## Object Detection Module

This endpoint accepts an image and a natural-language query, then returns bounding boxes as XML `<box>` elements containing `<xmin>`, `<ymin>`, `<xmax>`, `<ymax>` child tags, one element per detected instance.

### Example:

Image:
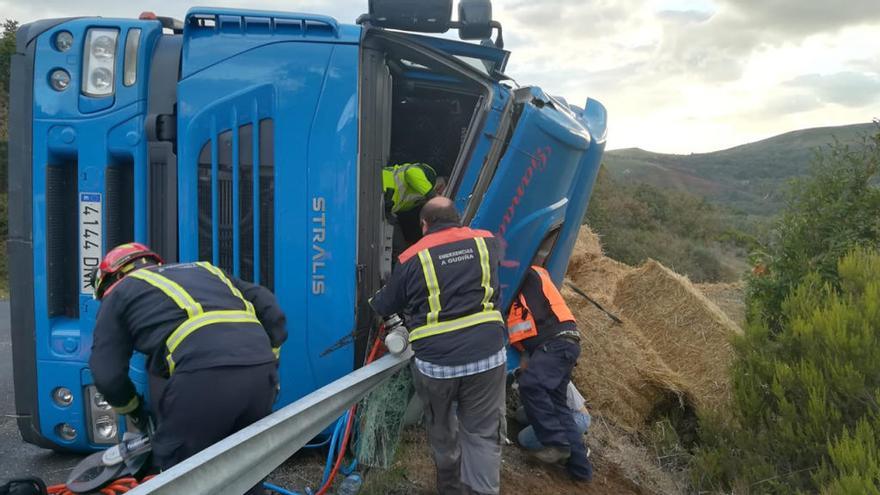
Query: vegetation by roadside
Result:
<box><xmin>585</xmin><ymin>165</ymin><xmax>757</xmax><ymax>283</ymax></box>
<box><xmin>691</xmin><ymin>124</ymin><xmax>880</xmax><ymax>493</ymax></box>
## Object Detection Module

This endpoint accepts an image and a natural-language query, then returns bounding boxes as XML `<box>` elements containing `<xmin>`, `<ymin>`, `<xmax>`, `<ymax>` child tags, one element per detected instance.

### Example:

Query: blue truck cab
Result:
<box><xmin>7</xmin><ymin>1</ymin><xmax>607</xmax><ymax>452</ymax></box>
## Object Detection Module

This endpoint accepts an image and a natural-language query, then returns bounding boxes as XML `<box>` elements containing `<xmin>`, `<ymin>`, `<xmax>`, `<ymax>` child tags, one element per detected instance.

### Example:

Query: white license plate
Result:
<box><xmin>80</xmin><ymin>192</ymin><xmax>103</xmax><ymax>295</ymax></box>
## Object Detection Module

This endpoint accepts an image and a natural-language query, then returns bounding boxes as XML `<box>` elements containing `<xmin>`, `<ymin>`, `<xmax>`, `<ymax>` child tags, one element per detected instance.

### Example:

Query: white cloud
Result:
<box><xmin>2</xmin><ymin>0</ymin><xmax>879</xmax><ymax>153</ymax></box>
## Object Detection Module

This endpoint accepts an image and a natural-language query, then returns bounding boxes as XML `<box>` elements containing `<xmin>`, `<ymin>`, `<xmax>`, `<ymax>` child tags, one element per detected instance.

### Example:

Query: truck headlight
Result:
<box><xmin>123</xmin><ymin>28</ymin><xmax>141</xmax><ymax>86</ymax></box>
<box><xmin>85</xmin><ymin>385</ymin><xmax>119</xmax><ymax>444</ymax></box>
<box><xmin>52</xmin><ymin>386</ymin><xmax>74</xmax><ymax>406</ymax></box>
<box><xmin>55</xmin><ymin>423</ymin><xmax>78</xmax><ymax>441</ymax></box>
<box><xmin>82</xmin><ymin>28</ymin><xmax>118</xmax><ymax>97</ymax></box>
<box><xmin>94</xmin><ymin>415</ymin><xmax>118</xmax><ymax>440</ymax></box>
<box><xmin>89</xmin><ymin>67</ymin><xmax>113</xmax><ymax>91</ymax></box>
<box><xmin>50</xmin><ymin>69</ymin><xmax>71</xmax><ymax>91</ymax></box>
<box><xmin>54</xmin><ymin>31</ymin><xmax>74</xmax><ymax>52</ymax></box>
<box><xmin>93</xmin><ymin>392</ymin><xmax>111</xmax><ymax>411</ymax></box>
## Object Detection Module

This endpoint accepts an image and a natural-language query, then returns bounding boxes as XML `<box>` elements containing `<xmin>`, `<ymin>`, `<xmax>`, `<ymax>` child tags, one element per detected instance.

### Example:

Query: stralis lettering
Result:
<box><xmin>312</xmin><ymin>197</ymin><xmax>327</xmax><ymax>295</ymax></box>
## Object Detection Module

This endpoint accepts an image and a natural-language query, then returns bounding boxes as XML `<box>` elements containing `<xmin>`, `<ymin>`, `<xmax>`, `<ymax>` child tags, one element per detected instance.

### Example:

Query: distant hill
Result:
<box><xmin>603</xmin><ymin>123</ymin><xmax>877</xmax><ymax>215</ymax></box>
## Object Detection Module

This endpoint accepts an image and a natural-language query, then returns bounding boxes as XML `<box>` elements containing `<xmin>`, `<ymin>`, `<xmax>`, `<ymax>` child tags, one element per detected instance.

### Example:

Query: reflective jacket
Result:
<box><xmin>507</xmin><ymin>265</ymin><xmax>576</xmax><ymax>354</ymax></box>
<box><xmin>370</xmin><ymin>223</ymin><xmax>505</xmax><ymax>366</ymax></box>
<box><xmin>382</xmin><ymin>163</ymin><xmax>436</xmax><ymax>213</ymax></box>
<box><xmin>89</xmin><ymin>261</ymin><xmax>287</xmax><ymax>413</ymax></box>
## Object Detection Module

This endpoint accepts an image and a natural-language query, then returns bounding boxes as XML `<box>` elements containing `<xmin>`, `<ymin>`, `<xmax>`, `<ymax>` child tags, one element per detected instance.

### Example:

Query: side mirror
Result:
<box><xmin>457</xmin><ymin>0</ymin><xmax>493</xmax><ymax>40</ymax></box>
<box><xmin>367</xmin><ymin>0</ymin><xmax>452</xmax><ymax>33</ymax></box>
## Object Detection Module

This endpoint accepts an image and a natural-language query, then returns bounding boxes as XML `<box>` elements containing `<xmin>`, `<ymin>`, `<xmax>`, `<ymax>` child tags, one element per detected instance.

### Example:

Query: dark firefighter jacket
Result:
<box><xmin>89</xmin><ymin>261</ymin><xmax>287</xmax><ymax>413</ymax></box>
<box><xmin>512</xmin><ymin>266</ymin><xmax>577</xmax><ymax>354</ymax></box>
<box><xmin>370</xmin><ymin>222</ymin><xmax>505</xmax><ymax>366</ymax></box>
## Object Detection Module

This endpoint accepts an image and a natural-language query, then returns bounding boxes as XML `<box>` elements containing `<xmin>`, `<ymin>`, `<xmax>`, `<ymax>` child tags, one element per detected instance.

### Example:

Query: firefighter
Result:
<box><xmin>88</xmin><ymin>243</ymin><xmax>287</xmax><ymax>472</ymax></box>
<box><xmin>507</xmin><ymin>265</ymin><xmax>593</xmax><ymax>482</ymax></box>
<box><xmin>370</xmin><ymin>197</ymin><xmax>507</xmax><ymax>495</ymax></box>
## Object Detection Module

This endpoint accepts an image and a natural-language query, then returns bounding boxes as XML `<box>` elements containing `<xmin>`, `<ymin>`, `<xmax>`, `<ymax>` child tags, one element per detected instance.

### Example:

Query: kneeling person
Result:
<box><xmin>515</xmin><ymin>382</ymin><xmax>591</xmax><ymax>452</ymax></box>
<box><xmin>508</xmin><ymin>265</ymin><xmax>592</xmax><ymax>481</ymax></box>
<box><xmin>88</xmin><ymin>243</ymin><xmax>287</xmax><ymax>471</ymax></box>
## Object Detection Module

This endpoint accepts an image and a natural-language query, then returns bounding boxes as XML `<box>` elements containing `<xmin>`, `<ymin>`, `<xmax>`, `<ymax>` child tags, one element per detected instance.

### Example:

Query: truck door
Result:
<box><xmin>466</xmin><ymin>88</ymin><xmax>603</xmax><ymax>304</ymax></box>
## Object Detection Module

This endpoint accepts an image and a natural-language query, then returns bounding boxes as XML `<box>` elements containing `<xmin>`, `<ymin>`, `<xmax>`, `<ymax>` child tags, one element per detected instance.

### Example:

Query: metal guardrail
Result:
<box><xmin>127</xmin><ymin>348</ymin><xmax>413</xmax><ymax>495</ymax></box>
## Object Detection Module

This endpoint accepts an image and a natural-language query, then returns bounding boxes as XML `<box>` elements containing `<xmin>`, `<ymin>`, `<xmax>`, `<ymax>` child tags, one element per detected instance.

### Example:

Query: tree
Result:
<box><xmin>1</xmin><ymin>19</ymin><xmax>18</xmax><ymax>142</ymax></box>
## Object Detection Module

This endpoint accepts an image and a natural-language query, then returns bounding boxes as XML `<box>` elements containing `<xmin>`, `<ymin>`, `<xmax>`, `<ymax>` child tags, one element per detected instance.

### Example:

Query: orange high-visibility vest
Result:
<box><xmin>507</xmin><ymin>266</ymin><xmax>575</xmax><ymax>350</ymax></box>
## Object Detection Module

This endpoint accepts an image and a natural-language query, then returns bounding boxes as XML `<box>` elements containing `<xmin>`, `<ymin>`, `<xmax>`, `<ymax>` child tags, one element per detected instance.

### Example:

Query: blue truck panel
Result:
<box><xmin>471</xmin><ymin>89</ymin><xmax>590</xmax><ymax>296</ymax></box>
<box><xmin>28</xmin><ymin>18</ymin><xmax>163</xmax><ymax>449</ymax></box>
<box><xmin>177</xmin><ymin>12</ymin><xmax>360</xmax><ymax>406</ymax></box>
<box><xmin>181</xmin><ymin>8</ymin><xmax>360</xmax><ymax>78</ymax></box>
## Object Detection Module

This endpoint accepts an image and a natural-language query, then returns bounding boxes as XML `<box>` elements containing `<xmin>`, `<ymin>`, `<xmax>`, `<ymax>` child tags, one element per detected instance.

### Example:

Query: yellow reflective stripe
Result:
<box><xmin>475</xmin><ymin>237</ymin><xmax>494</xmax><ymax>311</ymax></box>
<box><xmin>166</xmin><ymin>310</ymin><xmax>260</xmax><ymax>355</ymax></box>
<box><xmin>419</xmin><ymin>250</ymin><xmax>441</xmax><ymax>325</ymax></box>
<box><xmin>129</xmin><ymin>269</ymin><xmax>202</xmax><ymax>318</ymax></box>
<box><xmin>113</xmin><ymin>395</ymin><xmax>140</xmax><ymax>414</ymax></box>
<box><xmin>272</xmin><ymin>347</ymin><xmax>281</xmax><ymax>359</ymax></box>
<box><xmin>196</xmin><ymin>262</ymin><xmax>255</xmax><ymax>314</ymax></box>
<box><xmin>409</xmin><ymin>310</ymin><xmax>503</xmax><ymax>341</ymax></box>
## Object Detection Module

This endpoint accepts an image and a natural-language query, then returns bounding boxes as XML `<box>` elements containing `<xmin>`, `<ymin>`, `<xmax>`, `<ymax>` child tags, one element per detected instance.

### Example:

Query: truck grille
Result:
<box><xmin>105</xmin><ymin>162</ymin><xmax>134</xmax><ymax>253</ymax></box>
<box><xmin>45</xmin><ymin>163</ymin><xmax>79</xmax><ymax>318</ymax></box>
<box><xmin>197</xmin><ymin>119</ymin><xmax>274</xmax><ymax>289</ymax></box>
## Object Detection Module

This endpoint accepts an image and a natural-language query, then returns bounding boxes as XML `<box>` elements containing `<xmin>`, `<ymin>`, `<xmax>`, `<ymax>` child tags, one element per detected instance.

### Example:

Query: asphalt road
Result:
<box><xmin>0</xmin><ymin>301</ymin><xmax>83</xmax><ymax>485</ymax></box>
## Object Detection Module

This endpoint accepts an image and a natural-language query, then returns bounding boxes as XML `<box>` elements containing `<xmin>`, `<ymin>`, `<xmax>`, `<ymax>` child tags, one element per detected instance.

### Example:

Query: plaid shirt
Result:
<box><xmin>415</xmin><ymin>347</ymin><xmax>507</xmax><ymax>379</ymax></box>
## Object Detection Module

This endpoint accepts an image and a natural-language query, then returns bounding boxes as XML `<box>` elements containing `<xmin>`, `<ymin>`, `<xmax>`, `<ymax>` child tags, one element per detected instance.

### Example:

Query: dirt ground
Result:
<box><xmin>359</xmin><ymin>426</ymin><xmax>647</xmax><ymax>495</ymax></box>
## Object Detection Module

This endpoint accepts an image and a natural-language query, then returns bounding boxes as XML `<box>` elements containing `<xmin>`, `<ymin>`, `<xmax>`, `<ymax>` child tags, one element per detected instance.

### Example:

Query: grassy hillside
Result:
<box><xmin>585</xmin><ymin>165</ymin><xmax>752</xmax><ymax>282</ymax></box>
<box><xmin>604</xmin><ymin>123</ymin><xmax>876</xmax><ymax>215</ymax></box>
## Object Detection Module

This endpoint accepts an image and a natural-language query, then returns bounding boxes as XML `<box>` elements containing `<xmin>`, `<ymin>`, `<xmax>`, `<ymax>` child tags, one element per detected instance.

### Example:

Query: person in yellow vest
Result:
<box><xmin>370</xmin><ymin>197</ymin><xmax>507</xmax><ymax>495</ymax></box>
<box><xmin>88</xmin><ymin>242</ymin><xmax>287</xmax><ymax>478</ymax></box>
<box><xmin>507</xmin><ymin>265</ymin><xmax>593</xmax><ymax>482</ymax></box>
<box><xmin>382</xmin><ymin>162</ymin><xmax>439</xmax><ymax>214</ymax></box>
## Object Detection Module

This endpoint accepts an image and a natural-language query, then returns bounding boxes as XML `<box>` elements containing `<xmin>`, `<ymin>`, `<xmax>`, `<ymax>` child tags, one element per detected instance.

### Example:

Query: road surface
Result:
<box><xmin>0</xmin><ymin>301</ymin><xmax>83</xmax><ymax>484</ymax></box>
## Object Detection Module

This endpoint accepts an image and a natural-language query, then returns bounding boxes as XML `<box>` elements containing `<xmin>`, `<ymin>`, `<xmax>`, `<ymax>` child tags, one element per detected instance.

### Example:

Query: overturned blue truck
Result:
<box><xmin>7</xmin><ymin>0</ymin><xmax>607</xmax><ymax>452</ymax></box>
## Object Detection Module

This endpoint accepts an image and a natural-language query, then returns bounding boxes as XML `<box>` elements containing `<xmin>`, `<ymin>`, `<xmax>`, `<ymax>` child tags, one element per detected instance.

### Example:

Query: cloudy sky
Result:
<box><xmin>3</xmin><ymin>0</ymin><xmax>879</xmax><ymax>153</ymax></box>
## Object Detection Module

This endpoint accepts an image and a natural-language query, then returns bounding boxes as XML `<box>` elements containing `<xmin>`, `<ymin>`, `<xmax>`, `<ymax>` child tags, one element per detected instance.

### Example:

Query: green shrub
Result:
<box><xmin>693</xmin><ymin>248</ymin><xmax>880</xmax><ymax>493</ymax></box>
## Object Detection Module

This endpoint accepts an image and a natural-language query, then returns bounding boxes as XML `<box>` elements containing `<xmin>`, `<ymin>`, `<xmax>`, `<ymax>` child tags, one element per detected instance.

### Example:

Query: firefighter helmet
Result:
<box><xmin>91</xmin><ymin>242</ymin><xmax>163</xmax><ymax>299</ymax></box>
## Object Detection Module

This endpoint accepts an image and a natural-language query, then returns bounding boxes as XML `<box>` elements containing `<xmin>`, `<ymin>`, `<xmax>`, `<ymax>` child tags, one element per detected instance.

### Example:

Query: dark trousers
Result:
<box><xmin>151</xmin><ymin>362</ymin><xmax>278</xmax><ymax>470</ymax></box>
<box><xmin>518</xmin><ymin>339</ymin><xmax>593</xmax><ymax>481</ymax></box>
<box><xmin>412</xmin><ymin>363</ymin><xmax>507</xmax><ymax>495</ymax></box>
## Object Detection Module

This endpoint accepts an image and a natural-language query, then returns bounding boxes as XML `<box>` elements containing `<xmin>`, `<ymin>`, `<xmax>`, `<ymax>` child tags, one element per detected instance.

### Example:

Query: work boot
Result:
<box><xmin>531</xmin><ymin>445</ymin><xmax>571</xmax><ymax>464</ymax></box>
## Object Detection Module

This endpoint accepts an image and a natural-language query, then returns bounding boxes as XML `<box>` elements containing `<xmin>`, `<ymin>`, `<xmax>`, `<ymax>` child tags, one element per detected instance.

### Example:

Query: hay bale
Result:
<box><xmin>571</xmin><ymin>225</ymin><xmax>605</xmax><ymax>260</ymax></box>
<box><xmin>566</xmin><ymin>287</ymin><xmax>686</xmax><ymax>432</ymax></box>
<box><xmin>565</xmin><ymin>226</ymin><xmax>689</xmax><ymax>431</ymax></box>
<box><xmin>565</xmin><ymin>226</ymin><xmax>631</xmax><ymax>305</ymax></box>
<box><xmin>614</xmin><ymin>260</ymin><xmax>742</xmax><ymax>415</ymax></box>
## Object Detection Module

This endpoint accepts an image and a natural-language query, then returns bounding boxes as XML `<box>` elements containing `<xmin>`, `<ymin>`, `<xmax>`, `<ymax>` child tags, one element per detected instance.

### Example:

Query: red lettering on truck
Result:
<box><xmin>497</xmin><ymin>146</ymin><xmax>552</xmax><ymax>238</ymax></box>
